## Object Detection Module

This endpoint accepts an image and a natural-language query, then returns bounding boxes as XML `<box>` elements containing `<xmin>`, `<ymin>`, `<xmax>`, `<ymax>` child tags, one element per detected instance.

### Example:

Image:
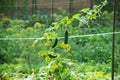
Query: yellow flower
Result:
<box><xmin>103</xmin><ymin>74</ymin><xmax>111</xmax><ymax>80</ymax></box>
<box><xmin>45</xmin><ymin>56</ymin><xmax>51</xmax><ymax>62</ymax></box>
<box><xmin>87</xmin><ymin>76</ymin><xmax>92</xmax><ymax>80</ymax></box>
<box><xmin>45</xmin><ymin>40</ymin><xmax>52</xmax><ymax>46</ymax></box>
<box><xmin>94</xmin><ymin>72</ymin><xmax>104</xmax><ymax>78</ymax></box>
<box><xmin>44</xmin><ymin>32</ymin><xmax>57</xmax><ymax>40</ymax></box>
<box><xmin>59</xmin><ymin>42</ymin><xmax>71</xmax><ymax>51</ymax></box>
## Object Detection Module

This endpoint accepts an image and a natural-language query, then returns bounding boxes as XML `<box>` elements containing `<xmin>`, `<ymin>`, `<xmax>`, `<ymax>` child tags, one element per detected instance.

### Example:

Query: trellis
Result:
<box><xmin>0</xmin><ymin>0</ymin><xmax>93</xmax><ymax>18</ymax></box>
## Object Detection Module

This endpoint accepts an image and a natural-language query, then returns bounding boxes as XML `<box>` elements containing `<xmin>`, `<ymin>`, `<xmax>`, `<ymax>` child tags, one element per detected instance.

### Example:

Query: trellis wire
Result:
<box><xmin>0</xmin><ymin>31</ymin><xmax>120</xmax><ymax>40</ymax></box>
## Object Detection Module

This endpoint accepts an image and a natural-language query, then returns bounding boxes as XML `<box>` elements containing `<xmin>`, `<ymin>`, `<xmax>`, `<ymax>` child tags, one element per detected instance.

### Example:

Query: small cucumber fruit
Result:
<box><xmin>64</xmin><ymin>30</ymin><xmax>68</xmax><ymax>44</ymax></box>
<box><xmin>52</xmin><ymin>38</ymin><xmax>58</xmax><ymax>48</ymax></box>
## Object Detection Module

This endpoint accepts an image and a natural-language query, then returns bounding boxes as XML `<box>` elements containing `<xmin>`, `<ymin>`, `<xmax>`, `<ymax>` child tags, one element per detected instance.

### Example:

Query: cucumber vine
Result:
<box><xmin>34</xmin><ymin>0</ymin><xmax>108</xmax><ymax>79</ymax></box>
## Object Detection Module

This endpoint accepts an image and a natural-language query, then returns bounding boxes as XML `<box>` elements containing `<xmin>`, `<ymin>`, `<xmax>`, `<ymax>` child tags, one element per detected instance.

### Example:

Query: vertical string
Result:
<box><xmin>90</xmin><ymin>0</ymin><xmax>94</xmax><ymax>9</ymax></box>
<box><xmin>112</xmin><ymin>0</ymin><xmax>116</xmax><ymax>80</ymax></box>
<box><xmin>15</xmin><ymin>0</ymin><xmax>17</xmax><ymax>18</ymax></box>
<box><xmin>32</xmin><ymin>0</ymin><xmax>37</xmax><ymax>14</ymax></box>
<box><xmin>69</xmin><ymin>0</ymin><xmax>73</xmax><ymax>17</ymax></box>
<box><xmin>51</xmin><ymin>0</ymin><xmax>54</xmax><ymax>18</ymax></box>
<box><xmin>32</xmin><ymin>0</ymin><xmax>34</xmax><ymax>14</ymax></box>
<box><xmin>51</xmin><ymin>0</ymin><xmax>54</xmax><ymax>28</ymax></box>
<box><xmin>35</xmin><ymin>0</ymin><xmax>37</xmax><ymax>14</ymax></box>
<box><xmin>10</xmin><ymin>0</ymin><xmax>13</xmax><ymax>18</ymax></box>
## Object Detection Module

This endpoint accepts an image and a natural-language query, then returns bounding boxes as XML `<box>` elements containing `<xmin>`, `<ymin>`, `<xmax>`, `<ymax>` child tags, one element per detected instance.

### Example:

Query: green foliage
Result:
<box><xmin>21</xmin><ymin>0</ymin><xmax>29</xmax><ymax>12</ymax></box>
<box><xmin>0</xmin><ymin>0</ymin><xmax>13</xmax><ymax>10</ymax></box>
<box><xmin>94</xmin><ymin>0</ymin><xmax>119</xmax><ymax>12</ymax></box>
<box><xmin>0</xmin><ymin>18</ymin><xmax>11</xmax><ymax>28</ymax></box>
<box><xmin>52</xmin><ymin>0</ymin><xmax>107</xmax><ymax>29</ymax></box>
<box><xmin>99</xmin><ymin>10</ymin><xmax>113</xmax><ymax>26</ymax></box>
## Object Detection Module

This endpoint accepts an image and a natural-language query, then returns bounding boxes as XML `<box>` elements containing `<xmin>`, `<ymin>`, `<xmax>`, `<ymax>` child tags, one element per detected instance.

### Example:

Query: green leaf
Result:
<box><xmin>31</xmin><ymin>39</ymin><xmax>39</xmax><ymax>48</ymax></box>
<box><xmin>50</xmin><ymin>64</ymin><xmax>58</xmax><ymax>72</ymax></box>
<box><xmin>80</xmin><ymin>8</ymin><xmax>90</xmax><ymax>13</ymax></box>
<box><xmin>72</xmin><ymin>13</ymin><xmax>81</xmax><ymax>20</ymax></box>
<box><xmin>44</xmin><ymin>32</ymin><xmax>57</xmax><ymax>40</ymax></box>
<box><xmin>87</xmin><ymin>14</ymin><xmax>97</xmax><ymax>20</ymax></box>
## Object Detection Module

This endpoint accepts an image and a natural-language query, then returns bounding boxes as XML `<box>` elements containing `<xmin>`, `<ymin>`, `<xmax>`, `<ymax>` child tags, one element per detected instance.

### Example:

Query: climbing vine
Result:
<box><xmin>34</xmin><ymin>0</ymin><xmax>108</xmax><ymax>80</ymax></box>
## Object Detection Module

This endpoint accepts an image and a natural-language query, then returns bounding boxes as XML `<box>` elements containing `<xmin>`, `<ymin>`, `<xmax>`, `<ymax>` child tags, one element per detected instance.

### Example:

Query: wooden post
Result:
<box><xmin>112</xmin><ymin>0</ymin><xmax>116</xmax><ymax>80</ymax></box>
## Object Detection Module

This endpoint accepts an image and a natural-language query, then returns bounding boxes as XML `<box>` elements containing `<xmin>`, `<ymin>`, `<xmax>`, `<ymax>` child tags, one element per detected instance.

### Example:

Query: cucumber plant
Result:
<box><xmin>37</xmin><ymin>0</ymin><xmax>108</xmax><ymax>79</ymax></box>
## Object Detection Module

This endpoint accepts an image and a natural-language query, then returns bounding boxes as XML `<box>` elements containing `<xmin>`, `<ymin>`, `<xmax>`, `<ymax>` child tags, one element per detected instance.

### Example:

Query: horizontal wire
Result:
<box><xmin>0</xmin><ymin>31</ymin><xmax>120</xmax><ymax>40</ymax></box>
